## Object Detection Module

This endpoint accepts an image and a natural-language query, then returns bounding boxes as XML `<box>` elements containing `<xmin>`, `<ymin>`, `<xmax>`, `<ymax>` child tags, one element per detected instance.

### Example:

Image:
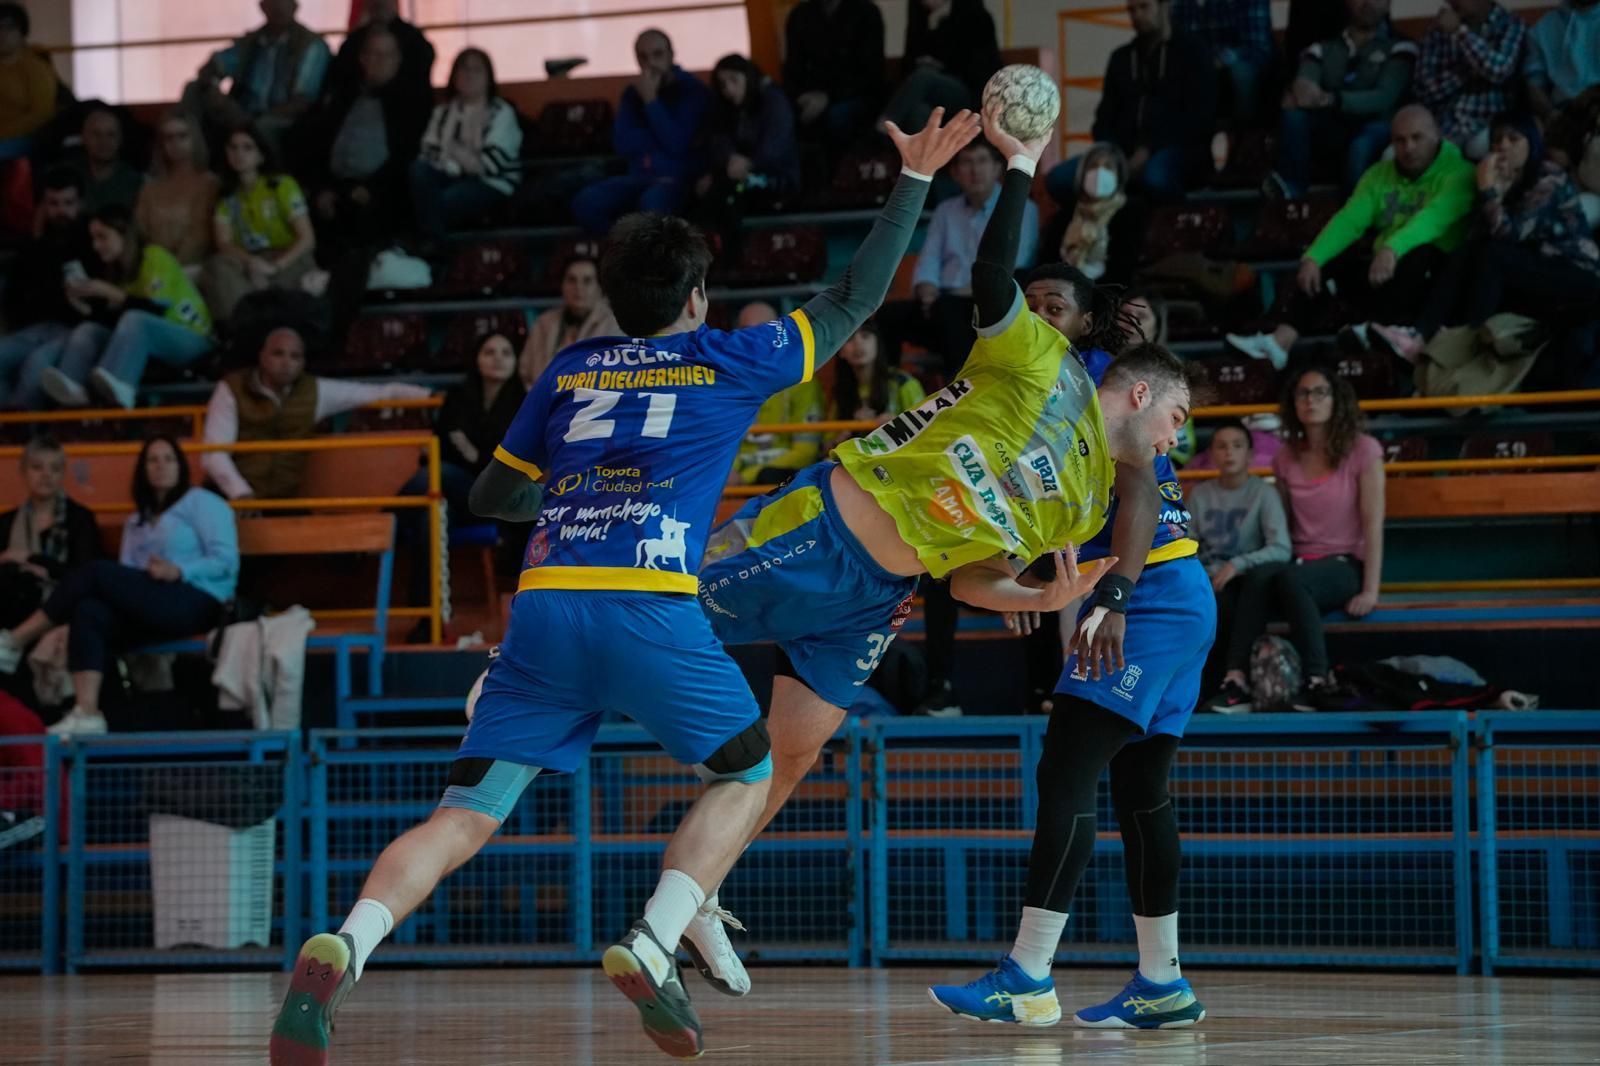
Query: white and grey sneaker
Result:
<box><xmin>1224</xmin><ymin>332</ymin><xmax>1290</xmax><ymax>371</ymax></box>
<box><xmin>40</xmin><ymin>369</ymin><xmax>89</xmax><ymax>408</ymax></box>
<box><xmin>89</xmin><ymin>368</ymin><xmax>138</xmax><ymax>410</ymax></box>
<box><xmin>681</xmin><ymin>897</ymin><xmax>751</xmax><ymax>997</ymax></box>
<box><xmin>47</xmin><ymin>707</ymin><xmax>107</xmax><ymax>737</ymax></box>
<box><xmin>0</xmin><ymin>631</ymin><xmax>21</xmax><ymax>674</ymax></box>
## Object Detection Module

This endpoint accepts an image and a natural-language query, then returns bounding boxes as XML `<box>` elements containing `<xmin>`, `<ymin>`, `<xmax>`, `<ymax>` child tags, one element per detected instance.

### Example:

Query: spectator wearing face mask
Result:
<box><xmin>1057</xmin><ymin>143</ymin><xmax>1130</xmax><ymax>282</ymax></box>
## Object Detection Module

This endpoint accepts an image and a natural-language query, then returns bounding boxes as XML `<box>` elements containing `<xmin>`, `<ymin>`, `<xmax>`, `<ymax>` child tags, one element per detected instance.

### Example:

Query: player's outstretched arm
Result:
<box><xmin>796</xmin><ymin>107</ymin><xmax>980</xmax><ymax>365</ymax></box>
<box><xmin>948</xmin><ymin>546</ymin><xmax>1116</xmax><ymax>616</ymax></box>
<box><xmin>971</xmin><ymin>102</ymin><xmax>1053</xmax><ymax>330</ymax></box>
<box><xmin>468</xmin><ymin>459</ymin><xmax>546</xmax><ymax>523</ymax></box>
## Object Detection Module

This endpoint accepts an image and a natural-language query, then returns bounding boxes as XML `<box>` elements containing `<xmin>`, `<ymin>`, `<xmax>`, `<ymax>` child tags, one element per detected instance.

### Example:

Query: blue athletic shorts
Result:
<box><xmin>457</xmin><ymin>588</ymin><xmax>761</xmax><ymax>772</ymax></box>
<box><xmin>699</xmin><ymin>461</ymin><xmax>918</xmax><ymax>710</ymax></box>
<box><xmin>1055</xmin><ymin>556</ymin><xmax>1217</xmax><ymax>738</ymax></box>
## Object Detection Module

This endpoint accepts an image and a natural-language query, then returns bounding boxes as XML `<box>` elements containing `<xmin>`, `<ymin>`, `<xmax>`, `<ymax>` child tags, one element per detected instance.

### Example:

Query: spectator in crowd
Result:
<box><xmin>410</xmin><ymin>48</ymin><xmax>523</xmax><ymax>246</ymax></box>
<box><xmin>69</xmin><ymin>105</ymin><xmax>145</xmax><ymax>215</ymax></box>
<box><xmin>519</xmin><ymin>254</ymin><xmax>618</xmax><ymax>388</ymax></box>
<box><xmin>203</xmin><ymin>125</ymin><xmax>317</xmax><ymax>323</ymax></box>
<box><xmin>1374</xmin><ymin>113</ymin><xmax>1600</xmax><ymax>359</ymax></box>
<box><xmin>825</xmin><ymin>317</ymin><xmax>926</xmax><ymax>448</ymax></box>
<box><xmin>783</xmin><ymin>0</ymin><xmax>886</xmax><ymax>147</ymax></box>
<box><xmin>38</xmin><ymin>204</ymin><xmax>213</xmax><ymax>410</ymax></box>
<box><xmin>1170</xmin><ymin>0</ymin><xmax>1274</xmax><ymax>126</ymax></box>
<box><xmin>1248</xmin><ymin>368</ymin><xmax>1385</xmax><ymax>702</ymax></box>
<box><xmin>1415</xmin><ymin>0</ymin><xmax>1526</xmax><ymax>158</ymax></box>
<box><xmin>0</xmin><ymin>168</ymin><xmax>90</xmax><ymax>410</ymax></box>
<box><xmin>400</xmin><ymin>330</ymin><xmax>526</xmax><ymax>612</ymax></box>
<box><xmin>0</xmin><ymin>436</ymin><xmax>238</xmax><ymax>737</ymax></box>
<box><xmin>327</xmin><ymin>0</ymin><xmax>435</xmax><ymax>105</ymax></box>
<box><xmin>1265</xmin><ymin>0</ymin><xmax>1418</xmax><ymax>198</ymax></box>
<box><xmin>1053</xmin><ymin>142</ymin><xmax>1131</xmax><ymax>282</ymax></box>
<box><xmin>571</xmin><ymin>30</ymin><xmax>711</xmax><ymax>235</ymax></box>
<box><xmin>1119</xmin><ymin>287</ymin><xmax>1166</xmax><ymax>345</ymax></box>
<box><xmin>726</xmin><ymin>301</ymin><xmax>825</xmax><ymax>486</ymax></box>
<box><xmin>1525</xmin><ymin>0</ymin><xmax>1600</xmax><ymax>126</ymax></box>
<box><xmin>202</xmin><ymin>326</ymin><xmax>429</xmax><ymax>501</ymax></box>
<box><xmin>696</xmin><ymin>54</ymin><xmax>802</xmax><ymax>244</ymax></box>
<box><xmin>0</xmin><ymin>435</ymin><xmax>101</xmax><ymax>616</ymax></box>
<box><xmin>135</xmin><ymin>111</ymin><xmax>220</xmax><ymax>270</ymax></box>
<box><xmin>0</xmin><ymin>2</ymin><xmax>57</xmax><ymax>152</ymax></box>
<box><xmin>183</xmin><ymin>0</ymin><xmax>330</xmax><ymax>153</ymax></box>
<box><xmin>1044</xmin><ymin>0</ymin><xmax>1217</xmax><ymax>206</ymax></box>
<box><xmin>307</xmin><ymin>25</ymin><xmax>427</xmax><ymax>247</ymax></box>
<box><xmin>1226</xmin><ymin>106</ymin><xmax>1474</xmax><ymax>370</ymax></box>
<box><xmin>1189</xmin><ymin>418</ymin><xmax>1292</xmax><ymax>711</ymax></box>
<box><xmin>878</xmin><ymin>139</ymin><xmax>1038</xmax><ymax>375</ymax></box>
<box><xmin>881</xmin><ymin>0</ymin><xmax>1001</xmax><ymax>134</ymax></box>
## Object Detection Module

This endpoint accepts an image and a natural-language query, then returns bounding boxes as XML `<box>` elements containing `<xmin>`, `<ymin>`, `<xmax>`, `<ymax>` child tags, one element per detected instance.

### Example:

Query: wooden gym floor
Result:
<box><xmin>5</xmin><ymin>966</ymin><xmax>1597</xmax><ymax>1064</ymax></box>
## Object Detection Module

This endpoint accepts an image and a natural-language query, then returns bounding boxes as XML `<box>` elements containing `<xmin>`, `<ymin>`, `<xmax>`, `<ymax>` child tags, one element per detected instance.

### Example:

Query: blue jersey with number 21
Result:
<box><xmin>494</xmin><ymin>312</ymin><xmax>817</xmax><ymax>598</ymax></box>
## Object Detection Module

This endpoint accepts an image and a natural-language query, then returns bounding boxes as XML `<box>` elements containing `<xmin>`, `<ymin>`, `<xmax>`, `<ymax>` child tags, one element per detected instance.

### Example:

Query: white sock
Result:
<box><xmin>642</xmin><ymin>868</ymin><xmax>706</xmax><ymax>950</ymax></box>
<box><xmin>338</xmin><ymin>897</ymin><xmax>394</xmax><ymax>980</ymax></box>
<box><xmin>1134</xmin><ymin>912</ymin><xmax>1181</xmax><ymax>984</ymax></box>
<box><xmin>1008</xmin><ymin>906</ymin><xmax>1068</xmax><ymax>981</ymax></box>
<box><xmin>698</xmin><ymin>890</ymin><xmax>719</xmax><ymax>917</ymax></box>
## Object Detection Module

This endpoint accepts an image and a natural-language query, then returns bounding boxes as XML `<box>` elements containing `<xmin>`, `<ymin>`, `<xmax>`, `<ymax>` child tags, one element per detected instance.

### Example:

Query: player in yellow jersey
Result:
<box><xmin>681</xmin><ymin>110</ymin><xmax>1194</xmax><ymax>995</ymax></box>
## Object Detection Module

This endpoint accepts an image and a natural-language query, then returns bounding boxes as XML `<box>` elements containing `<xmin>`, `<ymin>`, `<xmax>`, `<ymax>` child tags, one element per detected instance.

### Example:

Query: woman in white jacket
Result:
<box><xmin>409</xmin><ymin>48</ymin><xmax>523</xmax><ymax>242</ymax></box>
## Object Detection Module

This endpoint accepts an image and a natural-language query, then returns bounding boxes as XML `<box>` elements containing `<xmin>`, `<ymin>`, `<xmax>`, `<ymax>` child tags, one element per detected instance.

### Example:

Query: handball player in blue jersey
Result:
<box><xmin>930</xmin><ymin>319</ymin><xmax>1217</xmax><ymax>1031</ymax></box>
<box><xmin>269</xmin><ymin>109</ymin><xmax>981</xmax><ymax>1065</ymax></box>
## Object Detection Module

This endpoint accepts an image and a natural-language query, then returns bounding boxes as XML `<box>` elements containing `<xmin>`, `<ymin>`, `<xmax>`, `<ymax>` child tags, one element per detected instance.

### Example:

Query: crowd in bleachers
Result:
<box><xmin>0</xmin><ymin>0</ymin><xmax>1596</xmax><ymax>725</ymax></box>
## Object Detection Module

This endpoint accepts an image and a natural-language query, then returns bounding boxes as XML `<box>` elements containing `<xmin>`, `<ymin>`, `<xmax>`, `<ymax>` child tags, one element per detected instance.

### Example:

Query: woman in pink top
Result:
<box><xmin>1231</xmin><ymin>366</ymin><xmax>1385</xmax><ymax>699</ymax></box>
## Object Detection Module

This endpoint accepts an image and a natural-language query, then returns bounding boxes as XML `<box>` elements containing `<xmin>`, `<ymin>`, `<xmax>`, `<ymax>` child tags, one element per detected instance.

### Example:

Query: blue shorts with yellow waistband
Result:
<box><xmin>459</xmin><ymin>588</ymin><xmax>761</xmax><ymax>773</ymax></box>
<box><xmin>1055</xmin><ymin>554</ymin><xmax>1217</xmax><ymax>739</ymax></box>
<box><xmin>698</xmin><ymin>461</ymin><xmax>918</xmax><ymax>710</ymax></box>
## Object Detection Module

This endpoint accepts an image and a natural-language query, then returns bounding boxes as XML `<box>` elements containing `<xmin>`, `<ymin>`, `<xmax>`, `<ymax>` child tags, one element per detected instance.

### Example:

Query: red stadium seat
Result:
<box><xmin>1459</xmin><ymin>430</ymin><xmax>1555</xmax><ymax>461</ymax></box>
<box><xmin>1383</xmin><ymin>435</ymin><xmax>1429</xmax><ymax>464</ymax></box>
<box><xmin>1332</xmin><ymin>349</ymin><xmax>1396</xmax><ymax>399</ymax></box>
<box><xmin>1139</xmin><ymin>204</ymin><xmax>1231</xmax><ymax>263</ymax></box>
<box><xmin>721</xmin><ymin>226</ymin><xmax>828</xmax><ymax>286</ymax></box>
<box><xmin>345</xmin><ymin>404</ymin><xmax>435</xmax><ymax>433</ymax></box>
<box><xmin>433</xmin><ymin>311</ymin><xmax>530</xmax><ymax>372</ymax></box>
<box><xmin>1202</xmin><ymin>353</ymin><xmax>1278</xmax><ymax>405</ymax></box>
<box><xmin>339</xmin><ymin>314</ymin><xmax>431</xmax><ymax>374</ymax></box>
<box><xmin>541</xmin><ymin>234</ymin><xmax>607</xmax><ymax>292</ymax></box>
<box><xmin>814</xmin><ymin>143</ymin><xmax>901</xmax><ymax>208</ymax></box>
<box><xmin>433</xmin><ymin>239</ymin><xmax>531</xmax><ymax>299</ymax></box>
<box><xmin>1237</xmin><ymin>196</ymin><xmax>1342</xmax><ymax>260</ymax></box>
<box><xmin>536</xmin><ymin>99</ymin><xmax>614</xmax><ymax>157</ymax></box>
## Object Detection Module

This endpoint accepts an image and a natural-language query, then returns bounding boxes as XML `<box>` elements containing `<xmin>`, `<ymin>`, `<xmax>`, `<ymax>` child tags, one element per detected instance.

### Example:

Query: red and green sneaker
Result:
<box><xmin>270</xmin><ymin>932</ymin><xmax>357</xmax><ymax>1065</ymax></box>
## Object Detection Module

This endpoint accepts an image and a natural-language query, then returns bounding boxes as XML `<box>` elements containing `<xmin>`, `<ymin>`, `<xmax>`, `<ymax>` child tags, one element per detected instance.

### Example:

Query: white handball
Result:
<box><xmin>981</xmin><ymin>64</ymin><xmax>1060</xmax><ymax>142</ymax></box>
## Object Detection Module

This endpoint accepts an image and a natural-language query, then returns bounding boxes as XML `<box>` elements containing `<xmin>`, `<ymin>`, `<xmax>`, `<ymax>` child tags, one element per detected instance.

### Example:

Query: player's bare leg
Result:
<box><xmin>682</xmin><ymin>678</ymin><xmax>844</xmax><ymax>998</ymax></box>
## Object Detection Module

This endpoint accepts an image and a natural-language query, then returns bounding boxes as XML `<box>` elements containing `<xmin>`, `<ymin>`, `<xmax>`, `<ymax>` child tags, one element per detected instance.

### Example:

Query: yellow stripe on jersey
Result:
<box><xmin>1075</xmin><ymin>537</ymin><xmax>1200</xmax><ymax>573</ymax></box>
<box><xmin>494</xmin><ymin>445</ymin><xmax>543</xmax><ymax>481</ymax></box>
<box><xmin>518</xmin><ymin>566</ymin><xmax>698</xmax><ymax>595</ymax></box>
<box><xmin>789</xmin><ymin>309</ymin><xmax>816</xmax><ymax>383</ymax></box>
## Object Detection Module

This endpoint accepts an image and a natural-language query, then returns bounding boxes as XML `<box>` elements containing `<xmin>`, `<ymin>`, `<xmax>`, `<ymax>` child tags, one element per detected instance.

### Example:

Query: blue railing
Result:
<box><xmin>0</xmin><ymin>714</ymin><xmax>1594</xmax><ymax>975</ymax></box>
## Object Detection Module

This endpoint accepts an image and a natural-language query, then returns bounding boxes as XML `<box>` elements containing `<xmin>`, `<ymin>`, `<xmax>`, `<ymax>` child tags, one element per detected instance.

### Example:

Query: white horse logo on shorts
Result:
<box><xmin>636</xmin><ymin>515</ymin><xmax>692</xmax><ymax>572</ymax></box>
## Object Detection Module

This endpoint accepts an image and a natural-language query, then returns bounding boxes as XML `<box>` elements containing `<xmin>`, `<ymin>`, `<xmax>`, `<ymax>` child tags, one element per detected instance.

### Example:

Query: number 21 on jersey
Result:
<box><xmin>564</xmin><ymin>387</ymin><xmax>679</xmax><ymax>443</ymax></box>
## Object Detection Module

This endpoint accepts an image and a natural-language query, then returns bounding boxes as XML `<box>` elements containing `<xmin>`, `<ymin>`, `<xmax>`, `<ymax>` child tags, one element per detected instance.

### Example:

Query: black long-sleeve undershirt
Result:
<box><xmin>973</xmin><ymin>166</ymin><xmax>1035</xmax><ymax>329</ymax></box>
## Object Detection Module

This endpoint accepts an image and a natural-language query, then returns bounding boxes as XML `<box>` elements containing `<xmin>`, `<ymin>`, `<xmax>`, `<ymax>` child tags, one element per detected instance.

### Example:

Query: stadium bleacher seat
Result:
<box><xmin>1237</xmin><ymin>196</ymin><xmax>1343</xmax><ymax>261</ymax></box>
<box><xmin>813</xmin><ymin>142</ymin><xmax>902</xmax><ymax>209</ymax></box>
<box><xmin>1140</xmin><ymin>204</ymin><xmax>1232</xmax><ymax>263</ymax></box>
<box><xmin>1333</xmin><ymin>348</ymin><xmax>1397</xmax><ymax>399</ymax></box>
<box><xmin>535</xmin><ymin>99</ymin><xmax>614</xmax><ymax>157</ymax></box>
<box><xmin>339</xmin><ymin>314</ymin><xmax>431</xmax><ymax>375</ymax></box>
<box><xmin>435</xmin><ymin>310</ymin><xmax>530</xmax><ymax>372</ymax></box>
<box><xmin>539</xmin><ymin>234</ymin><xmax>607</xmax><ymax>292</ymax></box>
<box><xmin>432</xmin><ymin>239</ymin><xmax>532</xmax><ymax>300</ymax></box>
<box><xmin>717</xmin><ymin>225</ymin><xmax>828</xmax><ymax>287</ymax></box>
<box><xmin>1459</xmin><ymin>430</ymin><xmax>1556</xmax><ymax>461</ymax></box>
<box><xmin>1201</xmin><ymin>352</ymin><xmax>1278</xmax><ymax>404</ymax></box>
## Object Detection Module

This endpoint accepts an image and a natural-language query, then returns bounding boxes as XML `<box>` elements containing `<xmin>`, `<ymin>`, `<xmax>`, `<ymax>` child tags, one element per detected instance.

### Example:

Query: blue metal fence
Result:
<box><xmin>4</xmin><ymin>714</ymin><xmax>1594</xmax><ymax>974</ymax></box>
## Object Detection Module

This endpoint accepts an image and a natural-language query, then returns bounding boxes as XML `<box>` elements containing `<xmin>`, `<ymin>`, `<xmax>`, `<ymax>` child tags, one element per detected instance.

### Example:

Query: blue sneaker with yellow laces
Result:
<box><xmin>926</xmin><ymin>956</ymin><xmax>1061</xmax><ymax>1026</ymax></box>
<box><xmin>1073</xmin><ymin>971</ymin><xmax>1206</xmax><ymax>1029</ymax></box>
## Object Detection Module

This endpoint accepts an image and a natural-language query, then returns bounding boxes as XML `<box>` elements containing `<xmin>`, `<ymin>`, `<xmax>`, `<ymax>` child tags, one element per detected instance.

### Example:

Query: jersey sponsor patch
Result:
<box><xmin>947</xmin><ymin>435</ymin><xmax>1025</xmax><ymax>549</ymax></box>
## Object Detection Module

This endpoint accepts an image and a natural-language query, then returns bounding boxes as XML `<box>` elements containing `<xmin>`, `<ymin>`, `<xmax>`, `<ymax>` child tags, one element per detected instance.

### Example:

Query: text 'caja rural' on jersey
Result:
<box><xmin>833</xmin><ymin>288</ymin><xmax>1116</xmax><ymax>579</ymax></box>
<box><xmin>1077</xmin><ymin>347</ymin><xmax>1198</xmax><ymax>567</ymax></box>
<box><xmin>493</xmin><ymin>313</ymin><xmax>817</xmax><ymax>595</ymax></box>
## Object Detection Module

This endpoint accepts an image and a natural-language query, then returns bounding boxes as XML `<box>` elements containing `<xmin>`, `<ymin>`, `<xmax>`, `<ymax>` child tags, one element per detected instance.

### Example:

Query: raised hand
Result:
<box><xmin>979</xmin><ymin>99</ymin><xmax>1053</xmax><ymax>165</ymax></box>
<box><xmin>884</xmin><ymin>106</ymin><xmax>982</xmax><ymax>176</ymax></box>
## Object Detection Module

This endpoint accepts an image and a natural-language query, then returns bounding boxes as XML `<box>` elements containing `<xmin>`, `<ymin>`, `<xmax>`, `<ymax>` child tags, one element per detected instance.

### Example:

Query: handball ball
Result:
<box><xmin>982</xmin><ymin>64</ymin><xmax>1060</xmax><ymax>142</ymax></box>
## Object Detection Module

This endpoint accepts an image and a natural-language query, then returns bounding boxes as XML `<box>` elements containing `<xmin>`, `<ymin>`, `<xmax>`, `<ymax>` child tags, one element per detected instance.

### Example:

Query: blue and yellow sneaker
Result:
<box><xmin>270</xmin><ymin>932</ymin><xmax>357</xmax><ymax>1065</ymax></box>
<box><xmin>927</xmin><ymin>956</ymin><xmax>1062</xmax><ymax>1026</ymax></box>
<box><xmin>1073</xmin><ymin>971</ymin><xmax>1206</xmax><ymax>1029</ymax></box>
<box><xmin>603</xmin><ymin>919</ymin><xmax>704</xmax><ymax>1059</ymax></box>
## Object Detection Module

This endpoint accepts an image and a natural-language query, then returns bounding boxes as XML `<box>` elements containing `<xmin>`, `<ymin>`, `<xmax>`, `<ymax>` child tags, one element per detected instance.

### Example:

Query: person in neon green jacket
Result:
<box><xmin>727</xmin><ymin>301</ymin><xmax>826</xmax><ymax>485</ymax></box>
<box><xmin>1226</xmin><ymin>105</ymin><xmax>1474</xmax><ymax>370</ymax></box>
<box><xmin>38</xmin><ymin>203</ymin><xmax>214</xmax><ymax>410</ymax></box>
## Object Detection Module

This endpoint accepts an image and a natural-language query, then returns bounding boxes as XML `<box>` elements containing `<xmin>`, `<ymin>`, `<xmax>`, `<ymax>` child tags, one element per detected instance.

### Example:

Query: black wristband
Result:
<box><xmin>1093</xmin><ymin>574</ymin><xmax>1134</xmax><ymax>613</ymax></box>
